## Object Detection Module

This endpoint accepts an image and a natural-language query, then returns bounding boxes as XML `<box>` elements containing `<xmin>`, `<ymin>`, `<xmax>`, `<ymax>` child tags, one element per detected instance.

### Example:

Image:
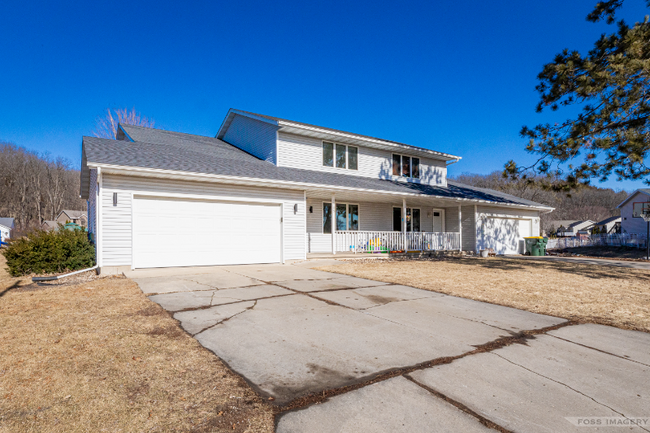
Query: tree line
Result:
<box><xmin>0</xmin><ymin>141</ymin><xmax>85</xmax><ymax>231</ymax></box>
<box><xmin>451</xmin><ymin>172</ymin><xmax>629</xmax><ymax>233</ymax></box>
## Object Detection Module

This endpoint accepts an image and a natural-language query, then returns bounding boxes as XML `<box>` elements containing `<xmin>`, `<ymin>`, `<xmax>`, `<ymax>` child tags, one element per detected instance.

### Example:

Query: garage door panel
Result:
<box><xmin>134</xmin><ymin>197</ymin><xmax>281</xmax><ymax>268</ymax></box>
<box><xmin>482</xmin><ymin>217</ymin><xmax>525</xmax><ymax>255</ymax></box>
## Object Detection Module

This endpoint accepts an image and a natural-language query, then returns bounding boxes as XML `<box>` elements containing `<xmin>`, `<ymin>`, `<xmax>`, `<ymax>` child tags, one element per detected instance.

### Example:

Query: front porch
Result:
<box><xmin>305</xmin><ymin>191</ymin><xmax>475</xmax><ymax>255</ymax></box>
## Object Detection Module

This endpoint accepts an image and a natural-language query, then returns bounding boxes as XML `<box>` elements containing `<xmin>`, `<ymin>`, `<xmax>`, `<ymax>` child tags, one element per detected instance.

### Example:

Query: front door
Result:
<box><xmin>432</xmin><ymin>209</ymin><xmax>444</xmax><ymax>232</ymax></box>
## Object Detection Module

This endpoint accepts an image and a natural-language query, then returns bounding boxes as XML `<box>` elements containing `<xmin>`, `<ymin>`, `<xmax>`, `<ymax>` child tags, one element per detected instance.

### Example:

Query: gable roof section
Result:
<box><xmin>59</xmin><ymin>210</ymin><xmax>87</xmax><ymax>220</ymax></box>
<box><xmin>217</xmin><ymin>109</ymin><xmax>461</xmax><ymax>163</ymax></box>
<box><xmin>0</xmin><ymin>218</ymin><xmax>15</xmax><ymax>229</ymax></box>
<box><xmin>595</xmin><ymin>216</ymin><xmax>621</xmax><ymax>225</ymax></box>
<box><xmin>82</xmin><ymin>126</ymin><xmax>551</xmax><ymax>210</ymax></box>
<box><xmin>617</xmin><ymin>189</ymin><xmax>650</xmax><ymax>208</ymax></box>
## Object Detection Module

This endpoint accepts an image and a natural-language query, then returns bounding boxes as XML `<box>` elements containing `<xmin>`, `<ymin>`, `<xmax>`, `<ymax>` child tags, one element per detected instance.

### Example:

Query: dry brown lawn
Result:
<box><xmin>318</xmin><ymin>257</ymin><xmax>650</xmax><ymax>333</ymax></box>
<box><xmin>0</xmin><ymin>254</ymin><xmax>273</xmax><ymax>433</ymax></box>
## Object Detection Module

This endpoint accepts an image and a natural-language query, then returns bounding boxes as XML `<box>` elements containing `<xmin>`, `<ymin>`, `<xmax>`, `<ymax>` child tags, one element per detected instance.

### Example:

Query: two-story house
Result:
<box><xmin>80</xmin><ymin>109</ymin><xmax>553</xmax><ymax>274</ymax></box>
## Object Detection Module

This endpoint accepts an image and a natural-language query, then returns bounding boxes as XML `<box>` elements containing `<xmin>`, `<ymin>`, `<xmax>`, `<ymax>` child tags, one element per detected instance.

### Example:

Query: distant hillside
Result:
<box><xmin>451</xmin><ymin>172</ymin><xmax>628</xmax><ymax>233</ymax></box>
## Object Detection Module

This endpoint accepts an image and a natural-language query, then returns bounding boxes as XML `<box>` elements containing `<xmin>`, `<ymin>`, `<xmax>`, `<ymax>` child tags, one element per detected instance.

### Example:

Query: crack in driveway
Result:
<box><xmin>193</xmin><ymin>300</ymin><xmax>258</xmax><ymax>336</ymax></box>
<box><xmin>490</xmin><ymin>352</ymin><xmax>650</xmax><ymax>433</ymax></box>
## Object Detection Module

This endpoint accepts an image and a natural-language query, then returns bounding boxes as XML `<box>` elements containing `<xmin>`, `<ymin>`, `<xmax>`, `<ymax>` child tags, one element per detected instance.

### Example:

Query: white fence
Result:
<box><xmin>334</xmin><ymin>231</ymin><xmax>461</xmax><ymax>253</ymax></box>
<box><xmin>547</xmin><ymin>233</ymin><xmax>648</xmax><ymax>250</ymax></box>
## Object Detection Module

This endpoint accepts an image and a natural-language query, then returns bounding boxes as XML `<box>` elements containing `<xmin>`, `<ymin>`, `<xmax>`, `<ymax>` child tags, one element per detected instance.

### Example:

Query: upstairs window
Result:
<box><xmin>323</xmin><ymin>142</ymin><xmax>358</xmax><ymax>171</ymax></box>
<box><xmin>392</xmin><ymin>154</ymin><xmax>420</xmax><ymax>179</ymax></box>
<box><xmin>392</xmin><ymin>154</ymin><xmax>401</xmax><ymax>176</ymax></box>
<box><xmin>323</xmin><ymin>142</ymin><xmax>334</xmax><ymax>167</ymax></box>
<box><xmin>348</xmin><ymin>146</ymin><xmax>358</xmax><ymax>170</ymax></box>
<box><xmin>336</xmin><ymin>144</ymin><xmax>346</xmax><ymax>168</ymax></box>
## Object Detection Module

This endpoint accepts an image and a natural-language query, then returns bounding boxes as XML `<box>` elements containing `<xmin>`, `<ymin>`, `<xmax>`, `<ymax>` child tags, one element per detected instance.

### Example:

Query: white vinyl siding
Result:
<box><xmin>445</xmin><ymin>207</ymin><xmax>459</xmax><ymax>232</ymax></box>
<box><xmin>100</xmin><ymin>174</ymin><xmax>305</xmax><ymax>267</ymax></box>
<box><xmin>461</xmin><ymin>205</ymin><xmax>476</xmax><ymax>252</ymax></box>
<box><xmin>620</xmin><ymin>192</ymin><xmax>650</xmax><ymax>235</ymax></box>
<box><xmin>277</xmin><ymin>132</ymin><xmax>447</xmax><ymax>186</ymax></box>
<box><xmin>221</xmin><ymin>114</ymin><xmax>280</xmax><ymax>164</ymax></box>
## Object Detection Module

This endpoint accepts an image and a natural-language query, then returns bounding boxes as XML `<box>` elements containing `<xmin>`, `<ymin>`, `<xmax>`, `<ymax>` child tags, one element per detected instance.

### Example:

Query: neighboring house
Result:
<box><xmin>56</xmin><ymin>210</ymin><xmax>88</xmax><ymax>228</ymax></box>
<box><xmin>549</xmin><ymin>220</ymin><xmax>596</xmax><ymax>237</ymax></box>
<box><xmin>617</xmin><ymin>189</ymin><xmax>650</xmax><ymax>234</ymax></box>
<box><xmin>594</xmin><ymin>216</ymin><xmax>621</xmax><ymax>234</ymax></box>
<box><xmin>0</xmin><ymin>218</ymin><xmax>15</xmax><ymax>243</ymax></box>
<box><xmin>41</xmin><ymin>220</ymin><xmax>58</xmax><ymax>231</ymax></box>
<box><xmin>81</xmin><ymin>109</ymin><xmax>554</xmax><ymax>274</ymax></box>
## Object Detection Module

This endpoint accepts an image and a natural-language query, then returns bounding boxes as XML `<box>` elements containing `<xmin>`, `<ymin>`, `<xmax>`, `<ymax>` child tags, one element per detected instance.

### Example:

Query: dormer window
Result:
<box><xmin>392</xmin><ymin>154</ymin><xmax>419</xmax><ymax>179</ymax></box>
<box><xmin>323</xmin><ymin>142</ymin><xmax>358</xmax><ymax>170</ymax></box>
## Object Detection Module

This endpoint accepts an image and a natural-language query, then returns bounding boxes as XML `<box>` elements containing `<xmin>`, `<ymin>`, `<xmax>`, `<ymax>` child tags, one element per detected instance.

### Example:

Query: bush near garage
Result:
<box><xmin>2</xmin><ymin>227</ymin><xmax>95</xmax><ymax>276</ymax></box>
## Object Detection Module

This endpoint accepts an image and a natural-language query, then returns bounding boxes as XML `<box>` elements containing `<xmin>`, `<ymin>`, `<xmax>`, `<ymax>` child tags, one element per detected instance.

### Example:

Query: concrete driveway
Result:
<box><xmin>128</xmin><ymin>261</ymin><xmax>650</xmax><ymax>433</ymax></box>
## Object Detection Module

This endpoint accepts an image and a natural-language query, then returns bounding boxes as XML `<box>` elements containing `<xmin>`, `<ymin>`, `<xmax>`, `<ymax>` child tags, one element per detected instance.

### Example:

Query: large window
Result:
<box><xmin>392</xmin><ymin>207</ymin><xmax>421</xmax><ymax>232</ymax></box>
<box><xmin>323</xmin><ymin>142</ymin><xmax>358</xmax><ymax>171</ymax></box>
<box><xmin>392</xmin><ymin>154</ymin><xmax>420</xmax><ymax>179</ymax></box>
<box><xmin>323</xmin><ymin>202</ymin><xmax>359</xmax><ymax>232</ymax></box>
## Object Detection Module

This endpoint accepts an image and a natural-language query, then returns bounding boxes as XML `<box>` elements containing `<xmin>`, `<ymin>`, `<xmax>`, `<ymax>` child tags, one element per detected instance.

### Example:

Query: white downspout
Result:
<box><xmin>97</xmin><ymin>167</ymin><xmax>103</xmax><ymax>272</ymax></box>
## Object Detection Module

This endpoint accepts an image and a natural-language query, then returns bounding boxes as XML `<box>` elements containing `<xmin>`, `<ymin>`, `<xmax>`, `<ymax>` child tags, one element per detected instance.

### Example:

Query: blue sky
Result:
<box><xmin>1</xmin><ymin>0</ymin><xmax>647</xmax><ymax>191</ymax></box>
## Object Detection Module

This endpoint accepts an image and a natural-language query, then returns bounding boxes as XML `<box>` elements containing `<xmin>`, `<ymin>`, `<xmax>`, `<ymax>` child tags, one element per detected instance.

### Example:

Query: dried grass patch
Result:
<box><xmin>0</xmin><ymin>254</ymin><xmax>273</xmax><ymax>433</ymax></box>
<box><xmin>318</xmin><ymin>257</ymin><xmax>650</xmax><ymax>333</ymax></box>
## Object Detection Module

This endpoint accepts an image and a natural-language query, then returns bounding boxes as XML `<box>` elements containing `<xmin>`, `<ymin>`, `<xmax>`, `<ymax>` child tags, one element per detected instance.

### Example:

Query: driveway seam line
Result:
<box><xmin>273</xmin><ymin>321</ymin><xmax>575</xmax><ymax>413</ymax></box>
<box><xmin>490</xmin><ymin>352</ymin><xmax>650</xmax><ymax>432</ymax></box>
<box><xmin>547</xmin><ymin>334</ymin><xmax>650</xmax><ymax>368</ymax></box>
<box><xmin>402</xmin><ymin>374</ymin><xmax>513</xmax><ymax>433</ymax></box>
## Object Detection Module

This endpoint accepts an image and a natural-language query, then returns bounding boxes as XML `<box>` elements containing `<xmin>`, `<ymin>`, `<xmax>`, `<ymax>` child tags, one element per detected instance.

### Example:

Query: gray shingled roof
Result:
<box><xmin>0</xmin><ymin>218</ymin><xmax>14</xmax><ymax>228</ymax></box>
<box><xmin>595</xmin><ymin>216</ymin><xmax>621</xmax><ymax>225</ymax></box>
<box><xmin>82</xmin><ymin>125</ymin><xmax>552</xmax><ymax>209</ymax></box>
<box><xmin>60</xmin><ymin>210</ymin><xmax>87</xmax><ymax>219</ymax></box>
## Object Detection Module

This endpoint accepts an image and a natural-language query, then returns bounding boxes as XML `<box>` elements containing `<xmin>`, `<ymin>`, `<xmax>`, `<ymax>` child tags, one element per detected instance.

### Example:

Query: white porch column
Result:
<box><xmin>458</xmin><ymin>204</ymin><xmax>463</xmax><ymax>252</ymax></box>
<box><xmin>474</xmin><ymin>204</ymin><xmax>478</xmax><ymax>253</ymax></box>
<box><xmin>331</xmin><ymin>194</ymin><xmax>336</xmax><ymax>255</ymax></box>
<box><xmin>402</xmin><ymin>198</ymin><xmax>407</xmax><ymax>251</ymax></box>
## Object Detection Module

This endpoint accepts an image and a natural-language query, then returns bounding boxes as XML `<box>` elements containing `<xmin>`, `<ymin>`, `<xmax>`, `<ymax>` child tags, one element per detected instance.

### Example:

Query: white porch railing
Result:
<box><xmin>334</xmin><ymin>231</ymin><xmax>461</xmax><ymax>253</ymax></box>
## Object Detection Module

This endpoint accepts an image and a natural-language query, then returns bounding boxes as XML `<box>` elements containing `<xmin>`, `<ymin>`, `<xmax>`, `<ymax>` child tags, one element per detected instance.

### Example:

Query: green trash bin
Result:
<box><xmin>523</xmin><ymin>237</ymin><xmax>543</xmax><ymax>255</ymax></box>
<box><xmin>538</xmin><ymin>237</ymin><xmax>548</xmax><ymax>256</ymax></box>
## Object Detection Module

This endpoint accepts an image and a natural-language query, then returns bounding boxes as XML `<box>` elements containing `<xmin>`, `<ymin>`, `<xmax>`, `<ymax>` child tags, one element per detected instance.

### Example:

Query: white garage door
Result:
<box><xmin>133</xmin><ymin>196</ymin><xmax>282</xmax><ymax>268</ymax></box>
<box><xmin>482</xmin><ymin>217</ymin><xmax>531</xmax><ymax>255</ymax></box>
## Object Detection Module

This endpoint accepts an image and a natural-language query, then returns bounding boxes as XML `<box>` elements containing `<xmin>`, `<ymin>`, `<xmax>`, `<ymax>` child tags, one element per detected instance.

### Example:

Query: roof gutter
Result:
<box><xmin>86</xmin><ymin>162</ymin><xmax>555</xmax><ymax>212</ymax></box>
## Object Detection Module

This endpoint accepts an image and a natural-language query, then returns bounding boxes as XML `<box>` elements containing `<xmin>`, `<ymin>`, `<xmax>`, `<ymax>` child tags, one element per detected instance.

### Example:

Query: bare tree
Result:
<box><xmin>0</xmin><ymin>141</ymin><xmax>85</xmax><ymax>230</ymax></box>
<box><xmin>92</xmin><ymin>108</ymin><xmax>155</xmax><ymax>139</ymax></box>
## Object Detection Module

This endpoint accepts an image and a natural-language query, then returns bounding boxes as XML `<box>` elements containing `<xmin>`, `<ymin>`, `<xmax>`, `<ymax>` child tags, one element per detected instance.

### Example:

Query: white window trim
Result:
<box><xmin>392</xmin><ymin>154</ymin><xmax>420</xmax><ymax>180</ymax></box>
<box><xmin>392</xmin><ymin>206</ymin><xmax>421</xmax><ymax>232</ymax></box>
<box><xmin>322</xmin><ymin>201</ymin><xmax>360</xmax><ymax>233</ymax></box>
<box><xmin>322</xmin><ymin>141</ymin><xmax>358</xmax><ymax>171</ymax></box>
